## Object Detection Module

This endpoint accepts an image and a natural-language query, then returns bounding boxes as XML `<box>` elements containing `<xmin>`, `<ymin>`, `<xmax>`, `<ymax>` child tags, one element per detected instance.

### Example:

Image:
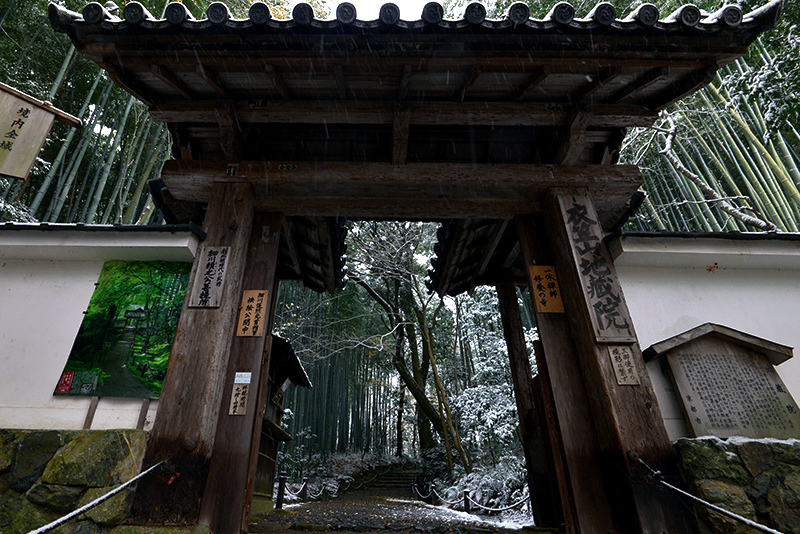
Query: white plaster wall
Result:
<box><xmin>0</xmin><ymin>227</ymin><xmax>194</xmax><ymax>430</ymax></box>
<box><xmin>613</xmin><ymin>236</ymin><xmax>800</xmax><ymax>441</ymax></box>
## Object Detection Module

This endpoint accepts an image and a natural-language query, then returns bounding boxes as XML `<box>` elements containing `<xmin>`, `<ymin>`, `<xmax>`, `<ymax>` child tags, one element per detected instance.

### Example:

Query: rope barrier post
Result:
<box><xmin>463</xmin><ymin>490</ymin><xmax>470</xmax><ymax>513</ymax></box>
<box><xmin>301</xmin><ymin>477</ymin><xmax>309</xmax><ymax>502</ymax></box>
<box><xmin>276</xmin><ymin>471</ymin><xmax>288</xmax><ymax>510</ymax></box>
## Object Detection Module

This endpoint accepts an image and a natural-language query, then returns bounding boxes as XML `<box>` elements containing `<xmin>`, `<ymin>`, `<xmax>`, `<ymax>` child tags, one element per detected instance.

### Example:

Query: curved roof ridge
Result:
<box><xmin>50</xmin><ymin>0</ymin><xmax>783</xmax><ymax>35</ymax></box>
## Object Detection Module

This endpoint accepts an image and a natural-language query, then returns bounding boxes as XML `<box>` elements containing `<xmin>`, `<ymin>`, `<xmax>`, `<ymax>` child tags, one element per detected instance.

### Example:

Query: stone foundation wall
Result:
<box><xmin>0</xmin><ymin>429</ymin><xmax>146</xmax><ymax>534</ymax></box>
<box><xmin>674</xmin><ymin>437</ymin><xmax>800</xmax><ymax>534</ymax></box>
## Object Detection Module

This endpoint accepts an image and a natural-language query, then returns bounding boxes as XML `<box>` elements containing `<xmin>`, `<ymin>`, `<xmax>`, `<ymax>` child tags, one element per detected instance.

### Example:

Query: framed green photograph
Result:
<box><xmin>54</xmin><ymin>261</ymin><xmax>192</xmax><ymax>399</ymax></box>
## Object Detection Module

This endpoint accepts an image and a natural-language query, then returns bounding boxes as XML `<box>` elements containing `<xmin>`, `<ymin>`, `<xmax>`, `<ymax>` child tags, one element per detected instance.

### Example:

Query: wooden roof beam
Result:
<box><xmin>648</xmin><ymin>65</ymin><xmax>718</xmax><ymax>111</ymax></box>
<box><xmin>152</xmin><ymin>65</ymin><xmax>193</xmax><ymax>100</ymax></box>
<box><xmin>575</xmin><ymin>68</ymin><xmax>619</xmax><ymax>103</ymax></box>
<box><xmin>264</xmin><ymin>65</ymin><xmax>291</xmax><ymax>100</ymax></box>
<box><xmin>608</xmin><ymin>67</ymin><xmax>669</xmax><ymax>104</ymax></box>
<box><xmin>456</xmin><ymin>66</ymin><xmax>482</xmax><ymax>102</ymax></box>
<box><xmin>196</xmin><ymin>63</ymin><xmax>227</xmax><ymax>97</ymax></box>
<box><xmin>107</xmin><ymin>66</ymin><xmax>153</xmax><ymax>106</ymax></box>
<box><xmin>515</xmin><ymin>67</ymin><xmax>550</xmax><ymax>102</ymax></box>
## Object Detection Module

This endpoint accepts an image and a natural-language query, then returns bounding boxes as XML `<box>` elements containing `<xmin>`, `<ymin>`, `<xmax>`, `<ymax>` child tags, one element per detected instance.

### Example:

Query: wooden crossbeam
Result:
<box><xmin>160</xmin><ymin>160</ymin><xmax>642</xmax><ymax>220</ymax></box>
<box><xmin>150</xmin><ymin>101</ymin><xmax>657</xmax><ymax>128</ymax></box>
<box><xmin>106</xmin><ymin>66</ymin><xmax>153</xmax><ymax>106</ymax></box>
<box><xmin>648</xmin><ymin>65</ymin><xmax>718</xmax><ymax>111</ymax></box>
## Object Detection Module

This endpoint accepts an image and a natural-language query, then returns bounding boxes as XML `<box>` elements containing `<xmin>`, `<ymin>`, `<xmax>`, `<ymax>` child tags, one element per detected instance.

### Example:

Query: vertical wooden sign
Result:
<box><xmin>236</xmin><ymin>290</ymin><xmax>268</xmax><ymax>337</ymax></box>
<box><xmin>607</xmin><ymin>345</ymin><xmax>640</xmax><ymax>385</ymax></box>
<box><xmin>528</xmin><ymin>265</ymin><xmax>564</xmax><ymax>313</ymax></box>
<box><xmin>0</xmin><ymin>85</ymin><xmax>56</xmax><ymax>179</ymax></box>
<box><xmin>228</xmin><ymin>372</ymin><xmax>252</xmax><ymax>416</ymax></box>
<box><xmin>555</xmin><ymin>193</ymin><xmax>636</xmax><ymax>343</ymax></box>
<box><xmin>189</xmin><ymin>246</ymin><xmax>230</xmax><ymax>308</ymax></box>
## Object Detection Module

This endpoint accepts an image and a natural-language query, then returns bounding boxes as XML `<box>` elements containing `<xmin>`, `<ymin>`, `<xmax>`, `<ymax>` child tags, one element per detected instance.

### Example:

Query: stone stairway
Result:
<box><xmin>362</xmin><ymin>468</ymin><xmax>423</xmax><ymax>498</ymax></box>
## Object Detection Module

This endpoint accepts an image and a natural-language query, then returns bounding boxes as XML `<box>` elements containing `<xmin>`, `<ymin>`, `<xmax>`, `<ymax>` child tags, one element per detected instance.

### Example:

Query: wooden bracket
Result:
<box><xmin>456</xmin><ymin>66</ymin><xmax>482</xmax><ymax>102</ymax></box>
<box><xmin>264</xmin><ymin>65</ymin><xmax>291</xmax><ymax>100</ymax></box>
<box><xmin>392</xmin><ymin>104</ymin><xmax>411</xmax><ymax>165</ymax></box>
<box><xmin>216</xmin><ymin>101</ymin><xmax>244</xmax><ymax>162</ymax></box>
<box><xmin>555</xmin><ymin>110</ymin><xmax>591</xmax><ymax>166</ymax></box>
<box><xmin>197</xmin><ymin>63</ymin><xmax>227</xmax><ymax>97</ymax></box>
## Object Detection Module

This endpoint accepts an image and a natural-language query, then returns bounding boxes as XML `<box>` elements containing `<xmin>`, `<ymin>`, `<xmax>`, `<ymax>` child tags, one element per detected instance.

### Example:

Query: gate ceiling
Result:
<box><xmin>50</xmin><ymin>0</ymin><xmax>782</xmax><ymax>294</ymax></box>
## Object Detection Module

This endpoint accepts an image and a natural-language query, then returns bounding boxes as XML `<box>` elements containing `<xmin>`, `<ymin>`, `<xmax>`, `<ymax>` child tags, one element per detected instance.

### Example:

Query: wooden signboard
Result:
<box><xmin>607</xmin><ymin>345</ymin><xmax>640</xmax><ymax>386</ymax></box>
<box><xmin>229</xmin><ymin>372</ymin><xmax>252</xmax><ymax>416</ymax></box>
<box><xmin>236</xmin><ymin>290</ymin><xmax>268</xmax><ymax>337</ymax></box>
<box><xmin>189</xmin><ymin>246</ymin><xmax>230</xmax><ymax>308</ymax></box>
<box><xmin>646</xmin><ymin>326</ymin><xmax>800</xmax><ymax>440</ymax></box>
<box><xmin>528</xmin><ymin>265</ymin><xmax>564</xmax><ymax>313</ymax></box>
<box><xmin>0</xmin><ymin>82</ymin><xmax>80</xmax><ymax>179</ymax></box>
<box><xmin>555</xmin><ymin>193</ymin><xmax>636</xmax><ymax>343</ymax></box>
<box><xmin>0</xmin><ymin>89</ymin><xmax>55</xmax><ymax>179</ymax></box>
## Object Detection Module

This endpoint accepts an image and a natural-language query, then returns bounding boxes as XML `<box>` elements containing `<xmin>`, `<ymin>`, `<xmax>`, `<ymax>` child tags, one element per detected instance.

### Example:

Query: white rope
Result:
<box><xmin>431</xmin><ymin>487</ymin><xmax>461</xmax><ymax>505</ymax></box>
<box><xmin>659</xmin><ymin>479</ymin><xmax>785</xmax><ymax>534</ymax></box>
<box><xmin>413</xmin><ymin>484</ymin><xmax>432</xmax><ymax>500</ymax></box>
<box><xmin>26</xmin><ymin>460</ymin><xmax>166</xmax><ymax>534</ymax></box>
<box><xmin>636</xmin><ymin>458</ymin><xmax>787</xmax><ymax>534</ymax></box>
<box><xmin>466</xmin><ymin>494</ymin><xmax>530</xmax><ymax>513</ymax></box>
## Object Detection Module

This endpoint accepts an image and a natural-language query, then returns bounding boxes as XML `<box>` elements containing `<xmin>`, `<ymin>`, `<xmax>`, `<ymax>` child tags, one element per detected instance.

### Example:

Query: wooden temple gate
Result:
<box><xmin>50</xmin><ymin>1</ymin><xmax>782</xmax><ymax>532</ymax></box>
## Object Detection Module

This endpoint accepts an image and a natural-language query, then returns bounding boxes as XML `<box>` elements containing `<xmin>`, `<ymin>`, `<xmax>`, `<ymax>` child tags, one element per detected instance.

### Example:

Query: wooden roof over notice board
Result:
<box><xmin>49</xmin><ymin>0</ymin><xmax>783</xmax><ymax>294</ymax></box>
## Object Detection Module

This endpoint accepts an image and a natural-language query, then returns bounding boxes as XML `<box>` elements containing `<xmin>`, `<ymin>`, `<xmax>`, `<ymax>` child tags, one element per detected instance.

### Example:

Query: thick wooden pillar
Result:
<box><xmin>130</xmin><ymin>182</ymin><xmax>255</xmax><ymax>525</ymax></box>
<box><xmin>537</xmin><ymin>187</ymin><xmax>693</xmax><ymax>533</ymax></box>
<box><xmin>496</xmin><ymin>284</ymin><xmax>561</xmax><ymax>528</ymax></box>
<box><xmin>200</xmin><ymin>212</ymin><xmax>284</xmax><ymax>534</ymax></box>
<box><xmin>516</xmin><ymin>215</ymin><xmax>614</xmax><ymax>534</ymax></box>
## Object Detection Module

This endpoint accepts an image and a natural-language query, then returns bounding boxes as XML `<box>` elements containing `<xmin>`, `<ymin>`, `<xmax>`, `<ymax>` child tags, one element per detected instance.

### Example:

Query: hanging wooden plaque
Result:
<box><xmin>528</xmin><ymin>265</ymin><xmax>565</xmax><ymax>313</ymax></box>
<box><xmin>188</xmin><ymin>246</ymin><xmax>230</xmax><ymax>308</ymax></box>
<box><xmin>0</xmin><ymin>88</ymin><xmax>56</xmax><ymax>179</ymax></box>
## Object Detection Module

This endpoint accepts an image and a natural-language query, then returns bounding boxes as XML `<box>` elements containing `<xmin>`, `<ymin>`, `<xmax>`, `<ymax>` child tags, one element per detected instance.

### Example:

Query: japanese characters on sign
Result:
<box><xmin>189</xmin><ymin>246</ymin><xmax>230</xmax><ymax>308</ymax></box>
<box><xmin>608</xmin><ymin>345</ymin><xmax>640</xmax><ymax>386</ymax></box>
<box><xmin>668</xmin><ymin>350</ymin><xmax>800</xmax><ymax>439</ymax></box>
<box><xmin>0</xmin><ymin>87</ymin><xmax>57</xmax><ymax>179</ymax></box>
<box><xmin>558</xmin><ymin>194</ymin><xmax>636</xmax><ymax>343</ymax></box>
<box><xmin>229</xmin><ymin>372</ymin><xmax>252</xmax><ymax>416</ymax></box>
<box><xmin>528</xmin><ymin>265</ymin><xmax>564</xmax><ymax>313</ymax></box>
<box><xmin>236</xmin><ymin>290</ymin><xmax>268</xmax><ymax>337</ymax></box>
<box><xmin>55</xmin><ymin>372</ymin><xmax>74</xmax><ymax>394</ymax></box>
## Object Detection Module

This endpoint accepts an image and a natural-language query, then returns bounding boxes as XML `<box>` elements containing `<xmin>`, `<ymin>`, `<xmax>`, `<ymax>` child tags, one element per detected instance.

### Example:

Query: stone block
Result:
<box><xmin>79</xmin><ymin>486</ymin><xmax>135</xmax><ymax>527</ymax></box>
<box><xmin>42</xmin><ymin>430</ymin><xmax>146</xmax><ymax>487</ymax></box>
<box><xmin>26</xmin><ymin>481</ymin><xmax>86</xmax><ymax>512</ymax></box>
<box><xmin>0</xmin><ymin>430</ymin><xmax>17</xmax><ymax>473</ymax></box>
<box><xmin>736</xmin><ymin>441</ymin><xmax>774</xmax><ymax>477</ymax></box>
<box><xmin>110</xmin><ymin>525</ymin><xmax>211</xmax><ymax>534</ymax></box>
<box><xmin>771</xmin><ymin>442</ymin><xmax>800</xmax><ymax>467</ymax></box>
<box><xmin>674</xmin><ymin>438</ymin><xmax>750</xmax><ymax>485</ymax></box>
<box><xmin>10</xmin><ymin>431</ymin><xmax>63</xmax><ymax>492</ymax></box>
<box><xmin>694</xmin><ymin>479</ymin><xmax>757</xmax><ymax>534</ymax></box>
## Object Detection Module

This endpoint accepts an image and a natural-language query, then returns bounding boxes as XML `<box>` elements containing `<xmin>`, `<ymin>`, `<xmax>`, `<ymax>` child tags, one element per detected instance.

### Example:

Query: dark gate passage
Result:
<box><xmin>50</xmin><ymin>1</ymin><xmax>782</xmax><ymax>533</ymax></box>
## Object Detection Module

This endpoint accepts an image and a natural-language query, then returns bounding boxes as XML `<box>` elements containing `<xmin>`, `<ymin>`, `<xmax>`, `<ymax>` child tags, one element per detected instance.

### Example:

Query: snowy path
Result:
<box><xmin>249</xmin><ymin>490</ymin><xmax>544</xmax><ymax>533</ymax></box>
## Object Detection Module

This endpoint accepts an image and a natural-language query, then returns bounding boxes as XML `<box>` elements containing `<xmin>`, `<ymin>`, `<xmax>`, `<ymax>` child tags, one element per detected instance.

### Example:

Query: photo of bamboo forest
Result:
<box><xmin>54</xmin><ymin>260</ymin><xmax>191</xmax><ymax>399</ymax></box>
